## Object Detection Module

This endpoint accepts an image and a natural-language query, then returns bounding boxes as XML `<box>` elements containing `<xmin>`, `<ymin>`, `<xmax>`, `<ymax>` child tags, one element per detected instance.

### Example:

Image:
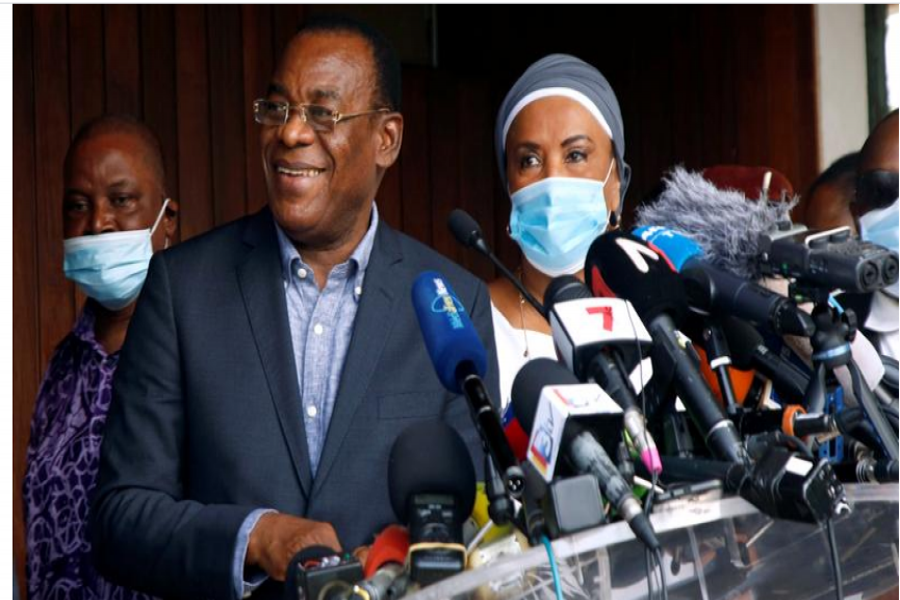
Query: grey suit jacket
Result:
<box><xmin>90</xmin><ymin>207</ymin><xmax>499</xmax><ymax>599</ymax></box>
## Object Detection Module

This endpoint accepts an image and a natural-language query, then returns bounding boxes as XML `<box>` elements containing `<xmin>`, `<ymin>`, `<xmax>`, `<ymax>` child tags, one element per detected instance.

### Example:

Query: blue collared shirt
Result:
<box><xmin>231</xmin><ymin>205</ymin><xmax>380</xmax><ymax>599</ymax></box>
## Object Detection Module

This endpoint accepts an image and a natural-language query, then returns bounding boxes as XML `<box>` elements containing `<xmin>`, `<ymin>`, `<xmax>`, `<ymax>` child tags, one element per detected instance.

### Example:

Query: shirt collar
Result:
<box><xmin>274</xmin><ymin>203</ymin><xmax>380</xmax><ymax>288</ymax></box>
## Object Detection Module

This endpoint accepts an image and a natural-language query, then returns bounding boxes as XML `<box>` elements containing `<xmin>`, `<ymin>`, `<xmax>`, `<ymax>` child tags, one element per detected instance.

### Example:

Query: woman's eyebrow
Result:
<box><xmin>562</xmin><ymin>134</ymin><xmax>592</xmax><ymax>147</ymax></box>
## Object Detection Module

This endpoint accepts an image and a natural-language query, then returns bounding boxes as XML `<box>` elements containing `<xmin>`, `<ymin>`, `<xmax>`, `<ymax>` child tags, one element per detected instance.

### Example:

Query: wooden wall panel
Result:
<box><xmin>174</xmin><ymin>5</ymin><xmax>213</xmax><ymax>240</ymax></box>
<box><xmin>398</xmin><ymin>67</ymin><xmax>432</xmax><ymax>247</ymax></box>
<box><xmin>103</xmin><ymin>5</ymin><xmax>141</xmax><ymax>115</ymax></box>
<box><xmin>13</xmin><ymin>6</ymin><xmax>822</xmax><ymax>587</ymax></box>
<box><xmin>32</xmin><ymin>5</ymin><xmax>74</xmax><ymax>370</ymax></box>
<box><xmin>207</xmin><ymin>5</ymin><xmax>249</xmax><ymax>225</ymax></box>
<box><xmin>12</xmin><ymin>5</ymin><xmax>41</xmax><ymax>591</ymax></box>
<box><xmin>241</xmin><ymin>4</ymin><xmax>274</xmax><ymax>213</ymax></box>
<box><xmin>141</xmin><ymin>5</ymin><xmax>180</xmax><ymax>201</ymax></box>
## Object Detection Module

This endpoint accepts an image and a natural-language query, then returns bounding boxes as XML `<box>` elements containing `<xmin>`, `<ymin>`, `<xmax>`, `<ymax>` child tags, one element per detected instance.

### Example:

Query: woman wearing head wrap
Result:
<box><xmin>490</xmin><ymin>54</ymin><xmax>631</xmax><ymax>409</ymax></box>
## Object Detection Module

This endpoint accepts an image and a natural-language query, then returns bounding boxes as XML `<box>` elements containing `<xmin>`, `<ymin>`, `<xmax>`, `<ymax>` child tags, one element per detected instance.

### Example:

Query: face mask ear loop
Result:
<box><xmin>150</xmin><ymin>198</ymin><xmax>171</xmax><ymax>236</ymax></box>
<box><xmin>599</xmin><ymin>156</ymin><xmax>616</xmax><ymax>187</ymax></box>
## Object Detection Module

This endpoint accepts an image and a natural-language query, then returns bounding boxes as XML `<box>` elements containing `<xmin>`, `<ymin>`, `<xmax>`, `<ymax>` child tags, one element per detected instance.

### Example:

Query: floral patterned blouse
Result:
<box><xmin>23</xmin><ymin>304</ymin><xmax>152</xmax><ymax>600</ymax></box>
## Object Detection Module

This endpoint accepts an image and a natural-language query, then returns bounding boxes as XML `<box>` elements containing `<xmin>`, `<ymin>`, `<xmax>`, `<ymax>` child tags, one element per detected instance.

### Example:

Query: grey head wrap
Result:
<box><xmin>494</xmin><ymin>54</ymin><xmax>631</xmax><ymax>213</ymax></box>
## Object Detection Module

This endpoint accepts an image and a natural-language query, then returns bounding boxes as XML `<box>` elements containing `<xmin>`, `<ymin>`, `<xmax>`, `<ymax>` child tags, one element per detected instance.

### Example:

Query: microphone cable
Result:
<box><xmin>625</xmin><ymin>303</ymin><xmax>669</xmax><ymax>600</ymax></box>
<box><xmin>540</xmin><ymin>535</ymin><xmax>564</xmax><ymax>600</ymax></box>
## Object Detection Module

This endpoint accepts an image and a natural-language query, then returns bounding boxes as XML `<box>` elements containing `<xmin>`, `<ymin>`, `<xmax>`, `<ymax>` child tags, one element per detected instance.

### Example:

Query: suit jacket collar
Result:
<box><xmin>237</xmin><ymin>208</ymin><xmax>313</xmax><ymax>496</ymax></box>
<box><xmin>311</xmin><ymin>221</ymin><xmax>404</xmax><ymax>496</ymax></box>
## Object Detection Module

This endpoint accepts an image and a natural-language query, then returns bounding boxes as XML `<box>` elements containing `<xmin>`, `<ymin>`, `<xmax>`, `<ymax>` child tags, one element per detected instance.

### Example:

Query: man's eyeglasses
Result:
<box><xmin>253</xmin><ymin>99</ymin><xmax>390</xmax><ymax>133</ymax></box>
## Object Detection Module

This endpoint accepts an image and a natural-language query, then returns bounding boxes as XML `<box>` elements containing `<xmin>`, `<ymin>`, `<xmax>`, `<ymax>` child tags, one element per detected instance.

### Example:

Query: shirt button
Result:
<box><xmin>313</xmin><ymin>323</ymin><xmax>324</xmax><ymax>336</ymax></box>
<box><xmin>307</xmin><ymin>405</ymin><xmax>318</xmax><ymax>418</ymax></box>
<box><xmin>297</xmin><ymin>268</ymin><xmax>308</xmax><ymax>279</ymax></box>
<box><xmin>354</xmin><ymin>286</ymin><xmax>362</xmax><ymax>297</ymax></box>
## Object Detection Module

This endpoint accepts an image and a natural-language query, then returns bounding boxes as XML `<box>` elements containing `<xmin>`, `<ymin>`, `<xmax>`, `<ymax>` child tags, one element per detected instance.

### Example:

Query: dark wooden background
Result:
<box><xmin>13</xmin><ymin>4</ymin><xmax>820</xmax><ymax>584</ymax></box>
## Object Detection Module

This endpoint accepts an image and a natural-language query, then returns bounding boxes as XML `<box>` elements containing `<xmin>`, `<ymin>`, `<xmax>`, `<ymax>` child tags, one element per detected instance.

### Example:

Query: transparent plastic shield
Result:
<box><xmin>408</xmin><ymin>484</ymin><xmax>899</xmax><ymax>600</ymax></box>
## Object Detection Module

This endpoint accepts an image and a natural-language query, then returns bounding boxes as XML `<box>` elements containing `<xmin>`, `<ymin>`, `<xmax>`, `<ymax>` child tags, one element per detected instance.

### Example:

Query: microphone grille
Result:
<box><xmin>448</xmin><ymin>209</ymin><xmax>483</xmax><ymax>250</ymax></box>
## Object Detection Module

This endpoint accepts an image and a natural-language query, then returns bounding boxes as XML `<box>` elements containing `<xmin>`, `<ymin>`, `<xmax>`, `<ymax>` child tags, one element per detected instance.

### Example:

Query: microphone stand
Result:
<box><xmin>798</xmin><ymin>283</ymin><xmax>898</xmax><ymax>461</ymax></box>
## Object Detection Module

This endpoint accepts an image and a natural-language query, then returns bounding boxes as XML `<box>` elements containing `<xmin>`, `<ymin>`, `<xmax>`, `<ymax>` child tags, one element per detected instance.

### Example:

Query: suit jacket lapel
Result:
<box><xmin>312</xmin><ymin>223</ymin><xmax>403</xmax><ymax>495</ymax></box>
<box><xmin>236</xmin><ymin>209</ymin><xmax>313</xmax><ymax>496</ymax></box>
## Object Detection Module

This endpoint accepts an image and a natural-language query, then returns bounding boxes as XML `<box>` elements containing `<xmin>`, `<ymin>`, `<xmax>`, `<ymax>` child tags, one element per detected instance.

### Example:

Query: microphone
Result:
<box><xmin>511</xmin><ymin>358</ymin><xmax>660</xmax><ymax>551</ymax></box>
<box><xmin>654</xmin><ymin>449</ymin><xmax>849</xmax><ymax>524</ymax></box>
<box><xmin>634</xmin><ymin>225</ymin><xmax>814</xmax><ymax>337</ymax></box>
<box><xmin>388</xmin><ymin>420</ymin><xmax>476</xmax><ymax>586</ymax></box>
<box><xmin>585</xmin><ymin>231</ymin><xmax>749</xmax><ymax>463</ymax></box>
<box><xmin>730</xmin><ymin>405</ymin><xmax>862</xmax><ymax>440</ymax></box>
<box><xmin>447</xmin><ymin>209</ymin><xmax>546</xmax><ymax>317</ymax></box>
<box><xmin>719</xmin><ymin>317</ymin><xmax>810</xmax><ymax>402</ymax></box>
<box><xmin>411</xmin><ymin>271</ymin><xmax>525</xmax><ymax>498</ymax></box>
<box><xmin>542</xmin><ymin>275</ymin><xmax>662</xmax><ymax>474</ymax></box>
<box><xmin>350</xmin><ymin>526</ymin><xmax>409</xmax><ymax>600</ymax></box>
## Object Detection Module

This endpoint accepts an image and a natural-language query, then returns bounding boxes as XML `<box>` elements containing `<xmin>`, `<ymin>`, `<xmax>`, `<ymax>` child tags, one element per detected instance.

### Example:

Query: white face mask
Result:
<box><xmin>859</xmin><ymin>197</ymin><xmax>899</xmax><ymax>298</ymax></box>
<box><xmin>63</xmin><ymin>199</ymin><xmax>170</xmax><ymax>310</ymax></box>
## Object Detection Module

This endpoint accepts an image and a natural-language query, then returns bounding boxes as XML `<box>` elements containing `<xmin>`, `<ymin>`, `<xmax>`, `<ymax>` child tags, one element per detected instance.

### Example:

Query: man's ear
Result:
<box><xmin>163</xmin><ymin>198</ymin><xmax>180</xmax><ymax>239</ymax></box>
<box><xmin>375</xmin><ymin>112</ymin><xmax>404</xmax><ymax>169</ymax></box>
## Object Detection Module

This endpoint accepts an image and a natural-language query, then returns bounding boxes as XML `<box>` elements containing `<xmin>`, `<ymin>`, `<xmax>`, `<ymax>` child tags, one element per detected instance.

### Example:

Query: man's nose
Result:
<box><xmin>87</xmin><ymin>203</ymin><xmax>118</xmax><ymax>235</ymax></box>
<box><xmin>279</xmin><ymin>109</ymin><xmax>317</xmax><ymax>148</ymax></box>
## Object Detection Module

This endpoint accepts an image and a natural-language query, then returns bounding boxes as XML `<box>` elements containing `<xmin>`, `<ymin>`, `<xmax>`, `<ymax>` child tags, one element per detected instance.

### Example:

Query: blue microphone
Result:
<box><xmin>411</xmin><ymin>271</ymin><xmax>487</xmax><ymax>393</ymax></box>
<box><xmin>411</xmin><ymin>272</ymin><xmax>524</xmax><ymax>498</ymax></box>
<box><xmin>634</xmin><ymin>226</ymin><xmax>813</xmax><ymax>337</ymax></box>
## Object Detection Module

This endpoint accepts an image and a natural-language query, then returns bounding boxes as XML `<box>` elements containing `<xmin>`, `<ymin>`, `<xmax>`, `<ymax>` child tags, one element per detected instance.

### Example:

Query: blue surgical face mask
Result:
<box><xmin>859</xmin><ymin>197</ymin><xmax>899</xmax><ymax>298</ymax></box>
<box><xmin>509</xmin><ymin>162</ymin><xmax>614</xmax><ymax>277</ymax></box>
<box><xmin>63</xmin><ymin>199</ymin><xmax>170</xmax><ymax>310</ymax></box>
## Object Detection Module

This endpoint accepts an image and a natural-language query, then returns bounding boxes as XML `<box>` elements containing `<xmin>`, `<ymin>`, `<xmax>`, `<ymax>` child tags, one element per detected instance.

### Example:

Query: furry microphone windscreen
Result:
<box><xmin>635</xmin><ymin>167</ymin><xmax>797</xmax><ymax>280</ymax></box>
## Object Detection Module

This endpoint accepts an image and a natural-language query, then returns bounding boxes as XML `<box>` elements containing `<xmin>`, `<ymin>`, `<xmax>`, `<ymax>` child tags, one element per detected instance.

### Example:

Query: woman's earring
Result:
<box><xmin>164</xmin><ymin>237</ymin><xmax>170</xmax><ymax>250</ymax></box>
<box><xmin>608</xmin><ymin>211</ymin><xmax>620</xmax><ymax>231</ymax></box>
<box><xmin>506</xmin><ymin>224</ymin><xmax>512</xmax><ymax>238</ymax></box>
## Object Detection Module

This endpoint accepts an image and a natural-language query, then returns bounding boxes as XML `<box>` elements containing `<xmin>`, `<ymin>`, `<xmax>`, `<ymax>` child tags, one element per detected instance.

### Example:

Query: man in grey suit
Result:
<box><xmin>91</xmin><ymin>16</ymin><xmax>497</xmax><ymax>600</ymax></box>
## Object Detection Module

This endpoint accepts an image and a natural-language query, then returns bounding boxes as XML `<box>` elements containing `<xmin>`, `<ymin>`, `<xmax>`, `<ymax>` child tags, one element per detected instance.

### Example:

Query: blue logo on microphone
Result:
<box><xmin>431</xmin><ymin>277</ymin><xmax>466</xmax><ymax>329</ymax></box>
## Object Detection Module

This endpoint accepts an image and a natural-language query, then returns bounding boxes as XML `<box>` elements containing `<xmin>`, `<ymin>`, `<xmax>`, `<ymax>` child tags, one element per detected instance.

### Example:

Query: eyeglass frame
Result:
<box><xmin>253</xmin><ymin>98</ymin><xmax>391</xmax><ymax>132</ymax></box>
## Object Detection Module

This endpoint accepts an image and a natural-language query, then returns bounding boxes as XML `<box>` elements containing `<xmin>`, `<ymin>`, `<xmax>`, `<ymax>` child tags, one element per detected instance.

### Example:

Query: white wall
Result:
<box><xmin>815</xmin><ymin>4</ymin><xmax>870</xmax><ymax>172</ymax></box>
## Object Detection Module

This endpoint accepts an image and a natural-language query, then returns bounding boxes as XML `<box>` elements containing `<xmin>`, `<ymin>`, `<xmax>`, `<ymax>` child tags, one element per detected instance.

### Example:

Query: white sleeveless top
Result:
<box><xmin>491</xmin><ymin>303</ymin><xmax>558</xmax><ymax>411</ymax></box>
<box><xmin>490</xmin><ymin>302</ymin><xmax>654</xmax><ymax>411</ymax></box>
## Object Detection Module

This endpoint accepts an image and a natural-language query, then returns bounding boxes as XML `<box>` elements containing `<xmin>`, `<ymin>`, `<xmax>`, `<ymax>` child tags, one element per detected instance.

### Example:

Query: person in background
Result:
<box><xmin>488</xmin><ymin>54</ymin><xmax>631</xmax><ymax>409</ymax></box>
<box><xmin>802</xmin><ymin>152</ymin><xmax>859</xmax><ymax>232</ymax></box>
<box><xmin>842</xmin><ymin>109</ymin><xmax>899</xmax><ymax>360</ymax></box>
<box><xmin>23</xmin><ymin>114</ymin><xmax>178</xmax><ymax>600</ymax></box>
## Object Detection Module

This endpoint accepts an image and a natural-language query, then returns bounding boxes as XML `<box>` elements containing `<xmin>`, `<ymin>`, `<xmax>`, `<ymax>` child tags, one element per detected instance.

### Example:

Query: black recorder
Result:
<box><xmin>758</xmin><ymin>222</ymin><xmax>899</xmax><ymax>296</ymax></box>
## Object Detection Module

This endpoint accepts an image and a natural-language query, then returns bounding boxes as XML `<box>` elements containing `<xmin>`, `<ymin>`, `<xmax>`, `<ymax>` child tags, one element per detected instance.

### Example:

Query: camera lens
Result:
<box><xmin>883</xmin><ymin>255</ymin><xmax>899</xmax><ymax>286</ymax></box>
<box><xmin>862</xmin><ymin>262</ymin><xmax>879</xmax><ymax>288</ymax></box>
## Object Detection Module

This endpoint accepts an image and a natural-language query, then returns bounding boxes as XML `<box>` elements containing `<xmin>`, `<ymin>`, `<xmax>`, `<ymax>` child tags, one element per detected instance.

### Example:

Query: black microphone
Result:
<box><xmin>511</xmin><ymin>358</ymin><xmax>660</xmax><ymax>551</ymax></box>
<box><xmin>388</xmin><ymin>421</ymin><xmax>476</xmax><ymax>586</ymax></box>
<box><xmin>719</xmin><ymin>317</ymin><xmax>810</xmax><ymax>402</ymax></box>
<box><xmin>585</xmin><ymin>231</ymin><xmax>749</xmax><ymax>464</ymax></box>
<box><xmin>634</xmin><ymin>226</ymin><xmax>814</xmax><ymax>337</ymax></box>
<box><xmin>447</xmin><ymin>209</ymin><xmax>546</xmax><ymax>318</ymax></box>
<box><xmin>654</xmin><ymin>449</ymin><xmax>849</xmax><ymax>524</ymax></box>
<box><xmin>543</xmin><ymin>275</ymin><xmax>662</xmax><ymax>474</ymax></box>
